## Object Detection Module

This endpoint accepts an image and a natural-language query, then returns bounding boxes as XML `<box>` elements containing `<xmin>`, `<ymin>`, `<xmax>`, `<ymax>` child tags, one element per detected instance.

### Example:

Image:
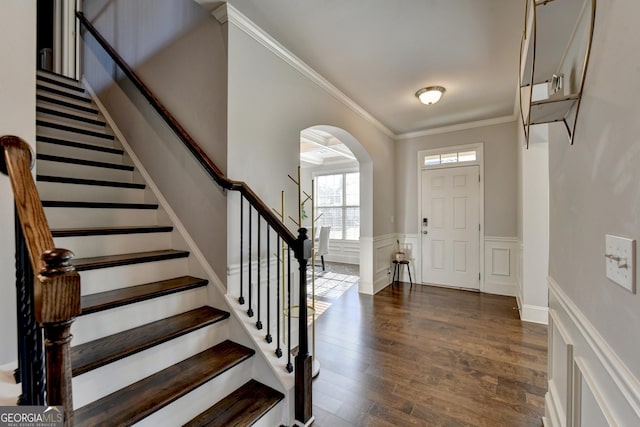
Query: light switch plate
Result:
<box><xmin>605</xmin><ymin>234</ymin><xmax>636</xmax><ymax>293</ymax></box>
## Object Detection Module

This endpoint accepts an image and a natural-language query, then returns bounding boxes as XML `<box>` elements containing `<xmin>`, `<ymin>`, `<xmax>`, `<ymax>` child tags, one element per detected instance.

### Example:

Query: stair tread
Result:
<box><xmin>71</xmin><ymin>249</ymin><xmax>189</xmax><ymax>271</ymax></box>
<box><xmin>37</xmin><ymin>106</ymin><xmax>106</xmax><ymax>127</ymax></box>
<box><xmin>37</xmin><ymin>94</ymin><xmax>99</xmax><ymax>115</ymax></box>
<box><xmin>37</xmin><ymin>135</ymin><xmax>123</xmax><ymax>154</ymax></box>
<box><xmin>52</xmin><ymin>225</ymin><xmax>172</xmax><ymax>238</ymax></box>
<box><xmin>74</xmin><ymin>340</ymin><xmax>253</xmax><ymax>426</ymax></box>
<box><xmin>37</xmin><ymin>153</ymin><xmax>133</xmax><ymax>171</ymax></box>
<box><xmin>71</xmin><ymin>306</ymin><xmax>228</xmax><ymax>376</ymax></box>
<box><xmin>37</xmin><ymin>119</ymin><xmax>114</xmax><ymax>140</ymax></box>
<box><xmin>42</xmin><ymin>200</ymin><xmax>157</xmax><ymax>210</ymax></box>
<box><xmin>37</xmin><ymin>84</ymin><xmax>92</xmax><ymax>103</ymax></box>
<box><xmin>37</xmin><ymin>175</ymin><xmax>145</xmax><ymax>189</ymax></box>
<box><xmin>184</xmin><ymin>379</ymin><xmax>284</xmax><ymax>427</ymax></box>
<box><xmin>36</xmin><ymin>70</ymin><xmax>84</xmax><ymax>93</ymax></box>
<box><xmin>80</xmin><ymin>275</ymin><xmax>207</xmax><ymax>315</ymax></box>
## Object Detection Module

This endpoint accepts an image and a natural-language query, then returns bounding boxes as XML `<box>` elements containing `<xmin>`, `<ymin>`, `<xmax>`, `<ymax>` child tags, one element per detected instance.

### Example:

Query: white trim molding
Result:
<box><xmin>417</xmin><ymin>143</ymin><xmax>485</xmax><ymax>291</ymax></box>
<box><xmin>213</xmin><ymin>3</ymin><xmax>394</xmax><ymax>139</ymax></box>
<box><xmin>521</xmin><ymin>304</ymin><xmax>548</xmax><ymax>325</ymax></box>
<box><xmin>546</xmin><ymin>276</ymin><xmax>640</xmax><ymax>426</ymax></box>
<box><xmin>198</xmin><ymin>3</ymin><xmax>521</xmax><ymax>141</ymax></box>
<box><xmin>371</xmin><ymin>234</ymin><xmax>396</xmax><ymax>294</ymax></box>
<box><xmin>324</xmin><ymin>239</ymin><xmax>360</xmax><ymax>265</ymax></box>
<box><xmin>396</xmin><ymin>114</ymin><xmax>517</xmax><ymax>140</ymax></box>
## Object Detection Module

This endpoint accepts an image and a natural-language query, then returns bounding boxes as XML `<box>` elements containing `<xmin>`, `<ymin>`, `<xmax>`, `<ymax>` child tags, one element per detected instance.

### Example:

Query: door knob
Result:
<box><xmin>423</xmin><ymin>231</ymin><xmax>428</xmax><ymax>234</ymax></box>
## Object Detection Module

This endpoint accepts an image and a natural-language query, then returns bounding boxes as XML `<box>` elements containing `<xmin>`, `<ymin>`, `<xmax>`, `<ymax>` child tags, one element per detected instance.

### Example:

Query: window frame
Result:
<box><xmin>313</xmin><ymin>170</ymin><xmax>360</xmax><ymax>241</ymax></box>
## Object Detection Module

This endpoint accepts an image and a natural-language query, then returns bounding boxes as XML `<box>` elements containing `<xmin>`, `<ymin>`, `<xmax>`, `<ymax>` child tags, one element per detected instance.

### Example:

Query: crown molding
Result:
<box><xmin>395</xmin><ymin>114</ymin><xmax>518</xmax><ymax>140</ymax></box>
<box><xmin>207</xmin><ymin>3</ymin><xmax>520</xmax><ymax>142</ymax></box>
<box><xmin>213</xmin><ymin>3</ymin><xmax>395</xmax><ymax>139</ymax></box>
<box><xmin>211</xmin><ymin>3</ymin><xmax>228</xmax><ymax>24</ymax></box>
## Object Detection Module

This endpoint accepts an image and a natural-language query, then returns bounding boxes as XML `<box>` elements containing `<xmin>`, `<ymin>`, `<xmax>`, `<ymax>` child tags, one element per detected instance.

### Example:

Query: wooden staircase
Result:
<box><xmin>34</xmin><ymin>69</ymin><xmax>284</xmax><ymax>426</ymax></box>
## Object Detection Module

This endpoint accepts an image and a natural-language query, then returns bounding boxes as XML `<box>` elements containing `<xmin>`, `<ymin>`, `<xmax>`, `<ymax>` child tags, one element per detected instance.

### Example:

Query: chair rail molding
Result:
<box><xmin>547</xmin><ymin>276</ymin><xmax>640</xmax><ymax>426</ymax></box>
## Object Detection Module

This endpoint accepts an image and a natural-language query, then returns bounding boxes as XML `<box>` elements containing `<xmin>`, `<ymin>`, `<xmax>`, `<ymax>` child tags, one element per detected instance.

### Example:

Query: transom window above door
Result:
<box><xmin>423</xmin><ymin>150</ymin><xmax>477</xmax><ymax>167</ymax></box>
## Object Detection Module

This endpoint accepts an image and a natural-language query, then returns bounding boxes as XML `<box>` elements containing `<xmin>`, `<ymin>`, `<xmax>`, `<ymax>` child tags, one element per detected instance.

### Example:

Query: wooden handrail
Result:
<box><xmin>76</xmin><ymin>12</ymin><xmax>296</xmax><ymax>246</ymax></box>
<box><xmin>2</xmin><ymin>135</ymin><xmax>81</xmax><ymax>426</ymax></box>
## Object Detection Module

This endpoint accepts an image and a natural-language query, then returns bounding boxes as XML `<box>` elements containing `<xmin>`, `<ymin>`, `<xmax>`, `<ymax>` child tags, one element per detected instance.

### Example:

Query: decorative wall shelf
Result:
<box><xmin>519</xmin><ymin>0</ymin><xmax>596</xmax><ymax>147</ymax></box>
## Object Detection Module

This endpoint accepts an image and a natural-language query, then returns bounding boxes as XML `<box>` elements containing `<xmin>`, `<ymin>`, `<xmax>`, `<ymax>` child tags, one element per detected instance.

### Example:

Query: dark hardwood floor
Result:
<box><xmin>311</xmin><ymin>282</ymin><xmax>547</xmax><ymax>426</ymax></box>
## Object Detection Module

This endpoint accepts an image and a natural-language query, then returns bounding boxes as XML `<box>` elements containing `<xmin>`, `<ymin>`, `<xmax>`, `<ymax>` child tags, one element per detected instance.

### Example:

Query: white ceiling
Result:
<box><xmin>227</xmin><ymin>0</ymin><xmax>525</xmax><ymax>136</ymax></box>
<box><xmin>300</xmin><ymin>128</ymin><xmax>358</xmax><ymax>167</ymax></box>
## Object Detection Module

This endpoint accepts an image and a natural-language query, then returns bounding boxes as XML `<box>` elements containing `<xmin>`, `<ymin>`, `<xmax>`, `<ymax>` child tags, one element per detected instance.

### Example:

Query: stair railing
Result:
<box><xmin>76</xmin><ymin>12</ymin><xmax>313</xmax><ymax>425</ymax></box>
<box><xmin>1</xmin><ymin>135</ymin><xmax>81</xmax><ymax>426</ymax></box>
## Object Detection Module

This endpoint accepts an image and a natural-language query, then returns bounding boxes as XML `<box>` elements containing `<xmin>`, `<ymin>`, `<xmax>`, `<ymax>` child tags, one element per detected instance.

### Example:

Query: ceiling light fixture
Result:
<box><xmin>415</xmin><ymin>86</ymin><xmax>446</xmax><ymax>105</ymax></box>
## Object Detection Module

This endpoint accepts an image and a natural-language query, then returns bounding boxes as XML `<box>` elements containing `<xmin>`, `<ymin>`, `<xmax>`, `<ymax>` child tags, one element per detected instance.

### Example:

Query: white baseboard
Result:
<box><xmin>483</xmin><ymin>281</ymin><xmax>517</xmax><ymax>297</ymax></box>
<box><xmin>521</xmin><ymin>303</ymin><xmax>548</xmax><ymax>324</ymax></box>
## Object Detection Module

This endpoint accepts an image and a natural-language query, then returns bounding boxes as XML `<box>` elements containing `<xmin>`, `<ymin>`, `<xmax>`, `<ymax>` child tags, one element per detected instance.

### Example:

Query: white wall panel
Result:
<box><xmin>546</xmin><ymin>277</ymin><xmax>640</xmax><ymax>426</ymax></box>
<box><xmin>484</xmin><ymin>237</ymin><xmax>518</xmax><ymax>296</ymax></box>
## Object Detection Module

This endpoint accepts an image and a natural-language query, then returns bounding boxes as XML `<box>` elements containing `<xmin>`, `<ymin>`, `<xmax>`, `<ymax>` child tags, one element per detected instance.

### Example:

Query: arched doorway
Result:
<box><xmin>299</xmin><ymin>125</ymin><xmax>373</xmax><ymax>294</ymax></box>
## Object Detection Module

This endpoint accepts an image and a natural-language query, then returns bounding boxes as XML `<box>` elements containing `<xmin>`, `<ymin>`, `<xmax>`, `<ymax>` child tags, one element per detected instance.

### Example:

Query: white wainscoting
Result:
<box><xmin>546</xmin><ymin>277</ymin><xmax>640</xmax><ymax>426</ymax></box>
<box><xmin>324</xmin><ymin>239</ymin><xmax>359</xmax><ymax>265</ymax></box>
<box><xmin>483</xmin><ymin>236</ymin><xmax>518</xmax><ymax>296</ymax></box>
<box><xmin>517</xmin><ymin>242</ymin><xmax>524</xmax><ymax>310</ymax></box>
<box><xmin>396</xmin><ymin>234</ymin><xmax>419</xmax><ymax>285</ymax></box>
<box><xmin>372</xmin><ymin>234</ymin><xmax>396</xmax><ymax>294</ymax></box>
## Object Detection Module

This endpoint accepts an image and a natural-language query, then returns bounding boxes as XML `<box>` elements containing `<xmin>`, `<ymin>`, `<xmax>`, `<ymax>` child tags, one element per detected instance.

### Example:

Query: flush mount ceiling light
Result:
<box><xmin>415</xmin><ymin>86</ymin><xmax>446</xmax><ymax>105</ymax></box>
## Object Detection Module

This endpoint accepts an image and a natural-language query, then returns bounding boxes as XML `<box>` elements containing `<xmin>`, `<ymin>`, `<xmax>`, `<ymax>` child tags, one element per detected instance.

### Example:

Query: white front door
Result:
<box><xmin>420</xmin><ymin>165</ymin><xmax>480</xmax><ymax>290</ymax></box>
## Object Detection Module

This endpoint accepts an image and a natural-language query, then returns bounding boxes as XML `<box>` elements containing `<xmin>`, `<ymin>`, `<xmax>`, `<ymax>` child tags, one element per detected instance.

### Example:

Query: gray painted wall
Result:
<box><xmin>0</xmin><ymin>2</ymin><xmax>36</xmax><ymax>365</ymax></box>
<box><xmin>395</xmin><ymin>121</ymin><xmax>518</xmax><ymax>237</ymax></box>
<box><xmin>82</xmin><ymin>0</ymin><xmax>229</xmax><ymax>277</ymax></box>
<box><xmin>226</xmin><ymin>25</ymin><xmax>396</xmax><ymax>239</ymax></box>
<box><xmin>548</xmin><ymin>0</ymin><xmax>640</xmax><ymax>379</ymax></box>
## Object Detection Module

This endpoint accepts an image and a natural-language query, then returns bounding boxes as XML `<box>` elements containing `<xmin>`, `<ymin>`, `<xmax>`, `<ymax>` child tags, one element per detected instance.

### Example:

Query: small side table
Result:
<box><xmin>392</xmin><ymin>259</ymin><xmax>413</xmax><ymax>288</ymax></box>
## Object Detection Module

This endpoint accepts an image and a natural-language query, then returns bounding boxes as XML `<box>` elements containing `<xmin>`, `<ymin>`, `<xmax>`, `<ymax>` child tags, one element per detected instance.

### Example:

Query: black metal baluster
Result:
<box><xmin>266</xmin><ymin>226</ymin><xmax>272</xmax><ymax>343</ymax></box>
<box><xmin>256</xmin><ymin>217</ymin><xmax>262</xmax><ymax>330</ymax></box>
<box><xmin>275</xmin><ymin>235</ymin><xmax>282</xmax><ymax>358</ymax></box>
<box><xmin>14</xmin><ymin>207</ymin><xmax>45</xmax><ymax>405</ymax></box>
<box><xmin>247</xmin><ymin>205</ymin><xmax>254</xmax><ymax>317</ymax></box>
<box><xmin>286</xmin><ymin>248</ymin><xmax>293</xmax><ymax>373</ymax></box>
<box><xmin>239</xmin><ymin>195</ymin><xmax>245</xmax><ymax>305</ymax></box>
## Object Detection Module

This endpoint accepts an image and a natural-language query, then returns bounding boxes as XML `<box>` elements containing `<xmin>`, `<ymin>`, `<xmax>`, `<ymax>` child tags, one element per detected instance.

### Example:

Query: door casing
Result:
<box><xmin>416</xmin><ymin>143</ymin><xmax>485</xmax><ymax>291</ymax></box>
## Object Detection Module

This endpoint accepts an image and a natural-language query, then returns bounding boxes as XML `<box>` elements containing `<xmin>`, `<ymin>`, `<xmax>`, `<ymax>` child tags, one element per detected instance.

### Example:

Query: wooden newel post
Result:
<box><xmin>37</xmin><ymin>248</ymin><xmax>81</xmax><ymax>427</ymax></box>
<box><xmin>293</xmin><ymin>228</ymin><xmax>313</xmax><ymax>426</ymax></box>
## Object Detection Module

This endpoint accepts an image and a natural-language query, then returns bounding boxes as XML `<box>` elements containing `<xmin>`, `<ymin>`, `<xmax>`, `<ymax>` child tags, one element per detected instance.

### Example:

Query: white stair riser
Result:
<box><xmin>252</xmin><ymin>401</ymin><xmax>285</xmax><ymax>427</ymax></box>
<box><xmin>37</xmin><ymin>98</ymin><xmax>102</xmax><ymax>121</ymax></box>
<box><xmin>45</xmin><ymin>206</ymin><xmax>158</xmax><ymax>228</ymax></box>
<box><xmin>36</xmin><ymin>79</ymin><xmax>89</xmax><ymax>99</ymax></box>
<box><xmin>37</xmin><ymin>125</ymin><xmax>116</xmax><ymax>147</ymax></box>
<box><xmin>54</xmin><ymin>232</ymin><xmax>172</xmax><ymax>259</ymax></box>
<box><xmin>37</xmin><ymin>72</ymin><xmax>84</xmax><ymax>89</ymax></box>
<box><xmin>73</xmin><ymin>320</ymin><xmax>230</xmax><ymax>409</ymax></box>
<box><xmin>37</xmin><ymin>115</ymin><xmax>112</xmax><ymax>135</ymax></box>
<box><xmin>133</xmin><ymin>359</ymin><xmax>254</xmax><ymax>427</ymax></box>
<box><xmin>37</xmin><ymin>159</ymin><xmax>133</xmax><ymax>182</ymax></box>
<box><xmin>36</xmin><ymin>141</ymin><xmax>123</xmax><ymax>164</ymax></box>
<box><xmin>37</xmin><ymin>182</ymin><xmax>145</xmax><ymax>204</ymax></box>
<box><xmin>78</xmin><ymin>259</ymin><xmax>188</xmax><ymax>295</ymax></box>
<box><xmin>36</xmin><ymin>90</ymin><xmax>96</xmax><ymax>112</ymax></box>
<box><xmin>37</xmin><ymin>112</ymin><xmax>108</xmax><ymax>133</ymax></box>
<box><xmin>72</xmin><ymin>287</ymin><xmax>209</xmax><ymax>345</ymax></box>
